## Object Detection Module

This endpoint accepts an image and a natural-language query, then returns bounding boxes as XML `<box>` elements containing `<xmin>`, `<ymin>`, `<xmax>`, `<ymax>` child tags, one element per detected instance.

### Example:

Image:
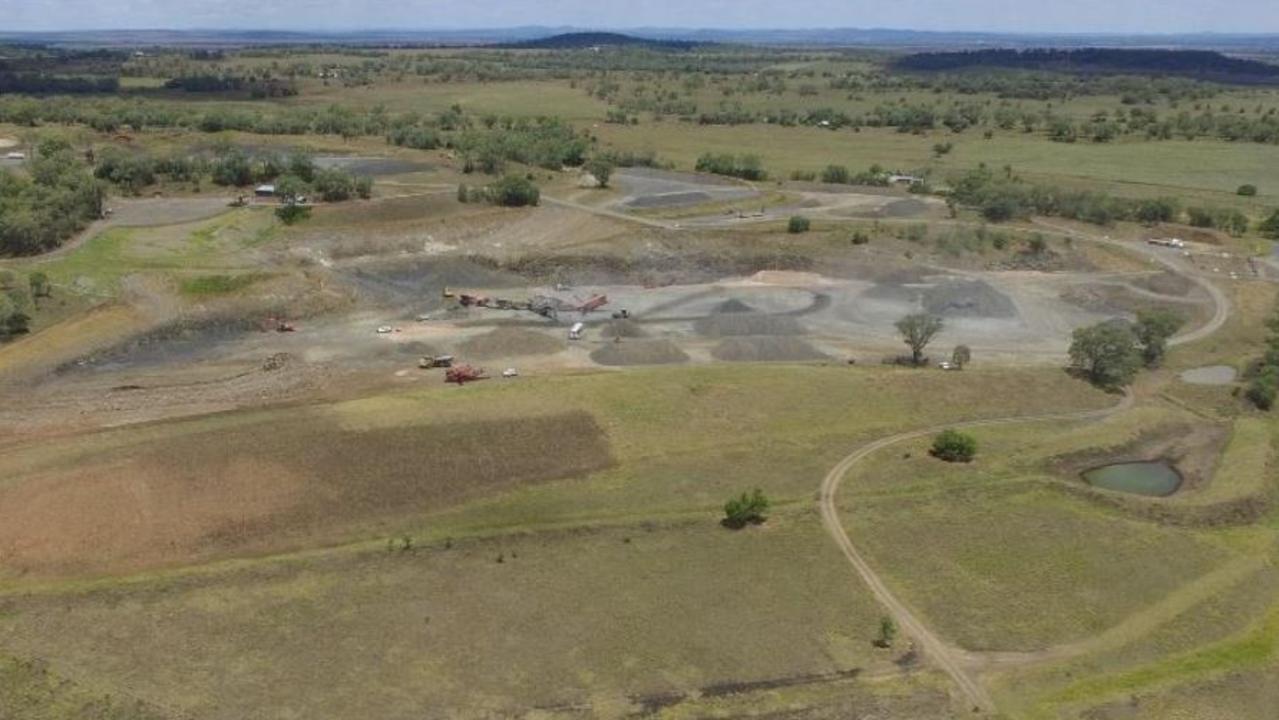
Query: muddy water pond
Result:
<box><xmin>1083</xmin><ymin>461</ymin><xmax>1183</xmax><ymax>497</ymax></box>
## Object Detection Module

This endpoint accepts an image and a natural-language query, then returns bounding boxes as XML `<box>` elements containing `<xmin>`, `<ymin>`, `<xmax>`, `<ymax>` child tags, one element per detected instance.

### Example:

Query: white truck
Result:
<box><xmin>568</xmin><ymin>322</ymin><xmax>584</xmax><ymax>340</ymax></box>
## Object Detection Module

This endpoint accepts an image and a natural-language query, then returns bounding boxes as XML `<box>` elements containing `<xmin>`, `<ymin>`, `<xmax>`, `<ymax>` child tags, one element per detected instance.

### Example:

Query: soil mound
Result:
<box><xmin>590</xmin><ymin>339</ymin><xmax>689</xmax><ymax>366</ymax></box>
<box><xmin>458</xmin><ymin>328</ymin><xmax>564</xmax><ymax>358</ymax></box>
<box><xmin>711</xmin><ymin>337</ymin><xmax>828</xmax><ymax>362</ymax></box>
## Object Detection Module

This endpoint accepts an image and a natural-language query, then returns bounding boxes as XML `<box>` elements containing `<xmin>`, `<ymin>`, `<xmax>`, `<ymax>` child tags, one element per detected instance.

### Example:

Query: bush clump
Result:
<box><xmin>931</xmin><ymin>429</ymin><xmax>977</xmax><ymax>462</ymax></box>
<box><xmin>787</xmin><ymin>215</ymin><xmax>811</xmax><ymax>234</ymax></box>
<box><xmin>722</xmin><ymin>488</ymin><xmax>770</xmax><ymax>528</ymax></box>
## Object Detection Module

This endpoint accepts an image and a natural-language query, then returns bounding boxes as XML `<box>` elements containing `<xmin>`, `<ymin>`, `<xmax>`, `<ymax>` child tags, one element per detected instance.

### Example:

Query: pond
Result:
<box><xmin>1082</xmin><ymin>461</ymin><xmax>1183</xmax><ymax>497</ymax></box>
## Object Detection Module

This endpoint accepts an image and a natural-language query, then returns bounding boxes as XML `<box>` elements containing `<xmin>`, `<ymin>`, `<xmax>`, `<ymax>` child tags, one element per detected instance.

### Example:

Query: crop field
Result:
<box><xmin>2</xmin><ymin>33</ymin><xmax>1279</xmax><ymax>720</ymax></box>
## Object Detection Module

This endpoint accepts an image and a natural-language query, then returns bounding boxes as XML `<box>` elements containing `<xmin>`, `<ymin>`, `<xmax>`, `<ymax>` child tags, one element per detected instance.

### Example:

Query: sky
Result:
<box><xmin>4</xmin><ymin>0</ymin><xmax>1279</xmax><ymax>35</ymax></box>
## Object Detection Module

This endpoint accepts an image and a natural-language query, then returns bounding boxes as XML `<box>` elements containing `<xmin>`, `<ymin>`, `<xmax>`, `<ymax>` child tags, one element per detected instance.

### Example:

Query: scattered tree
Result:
<box><xmin>273</xmin><ymin>174</ymin><xmax>308</xmax><ymax>204</ymax></box>
<box><xmin>951</xmin><ymin>344</ymin><xmax>972</xmax><ymax>369</ymax></box>
<box><xmin>1133</xmin><ymin>309</ymin><xmax>1186</xmax><ymax>367</ymax></box>
<box><xmin>820</xmin><ymin>164</ymin><xmax>850</xmax><ymax>184</ymax></box>
<box><xmin>1259</xmin><ymin>210</ymin><xmax>1279</xmax><ymax>240</ymax></box>
<box><xmin>275</xmin><ymin>203</ymin><xmax>311</xmax><ymax>225</ymax></box>
<box><xmin>876</xmin><ymin>616</ymin><xmax>899</xmax><ymax>648</ymax></box>
<box><xmin>1069</xmin><ymin>321</ymin><xmax>1141</xmax><ymax>388</ymax></box>
<box><xmin>931</xmin><ymin>429</ymin><xmax>978</xmax><ymax>462</ymax></box>
<box><xmin>1247</xmin><ymin>368</ymin><xmax>1278</xmax><ymax>411</ymax></box>
<box><xmin>585</xmin><ymin>157</ymin><xmax>613</xmax><ymax>188</ymax></box>
<box><xmin>723</xmin><ymin>488</ymin><xmax>770</xmax><ymax>529</ymax></box>
<box><xmin>895</xmin><ymin>313</ymin><xmax>944</xmax><ymax>366</ymax></box>
<box><xmin>27</xmin><ymin>271</ymin><xmax>49</xmax><ymax>300</ymax></box>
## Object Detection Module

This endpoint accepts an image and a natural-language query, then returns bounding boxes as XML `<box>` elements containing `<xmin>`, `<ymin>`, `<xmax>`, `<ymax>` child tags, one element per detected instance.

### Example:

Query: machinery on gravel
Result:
<box><xmin>442</xmin><ymin>288</ymin><xmax>610</xmax><ymax>322</ymax></box>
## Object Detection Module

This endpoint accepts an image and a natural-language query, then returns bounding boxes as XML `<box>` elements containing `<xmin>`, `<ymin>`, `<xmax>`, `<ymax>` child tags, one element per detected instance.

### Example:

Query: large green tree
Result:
<box><xmin>1133</xmin><ymin>310</ymin><xmax>1186</xmax><ymax>368</ymax></box>
<box><xmin>1069</xmin><ymin>321</ymin><xmax>1141</xmax><ymax>388</ymax></box>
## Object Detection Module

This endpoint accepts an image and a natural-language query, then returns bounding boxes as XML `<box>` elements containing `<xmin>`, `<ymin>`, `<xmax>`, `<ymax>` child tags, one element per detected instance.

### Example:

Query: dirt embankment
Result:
<box><xmin>1045</xmin><ymin>423</ymin><xmax>1271</xmax><ymax>526</ymax></box>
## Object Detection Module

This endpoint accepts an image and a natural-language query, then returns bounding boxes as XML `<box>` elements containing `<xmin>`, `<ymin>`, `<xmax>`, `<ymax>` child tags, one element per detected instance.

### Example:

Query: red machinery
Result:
<box><xmin>261</xmin><ymin>316</ymin><xmax>296</xmax><ymax>332</ymax></box>
<box><xmin>445</xmin><ymin>365</ymin><xmax>488</xmax><ymax>385</ymax></box>
<box><xmin>572</xmin><ymin>294</ymin><xmax>609</xmax><ymax>314</ymax></box>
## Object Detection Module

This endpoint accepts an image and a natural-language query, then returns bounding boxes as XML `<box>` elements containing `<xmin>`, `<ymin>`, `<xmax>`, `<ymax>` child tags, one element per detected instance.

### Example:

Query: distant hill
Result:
<box><xmin>494</xmin><ymin>32</ymin><xmax>701</xmax><ymax>50</ymax></box>
<box><xmin>894</xmin><ymin>48</ymin><xmax>1279</xmax><ymax>84</ymax></box>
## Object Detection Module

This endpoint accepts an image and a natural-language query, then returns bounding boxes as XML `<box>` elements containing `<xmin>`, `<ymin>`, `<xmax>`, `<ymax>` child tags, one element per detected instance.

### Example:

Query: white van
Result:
<box><xmin>568</xmin><ymin>322</ymin><xmax>584</xmax><ymax>340</ymax></box>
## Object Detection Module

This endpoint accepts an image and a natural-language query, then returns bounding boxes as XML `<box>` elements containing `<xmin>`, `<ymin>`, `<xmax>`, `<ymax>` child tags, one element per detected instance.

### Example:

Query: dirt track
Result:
<box><xmin>815</xmin><ymin>229</ymin><xmax>1229</xmax><ymax>714</ymax></box>
<box><xmin>817</xmin><ymin>390</ymin><xmax>1135</xmax><ymax>713</ymax></box>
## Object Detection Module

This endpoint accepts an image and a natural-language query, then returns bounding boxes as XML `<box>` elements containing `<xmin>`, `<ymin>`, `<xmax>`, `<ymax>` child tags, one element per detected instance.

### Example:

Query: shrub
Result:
<box><xmin>850</xmin><ymin>230</ymin><xmax>871</xmax><ymax>245</ymax></box>
<box><xmin>584</xmin><ymin>157</ymin><xmax>613</xmax><ymax>188</ymax></box>
<box><xmin>820</xmin><ymin>164</ymin><xmax>850</xmax><ymax>184</ymax></box>
<box><xmin>1247</xmin><ymin>370</ymin><xmax>1277</xmax><ymax>411</ymax></box>
<box><xmin>1261</xmin><ymin>210</ymin><xmax>1279</xmax><ymax>240</ymax></box>
<box><xmin>1238</xmin><ymin>184</ymin><xmax>1258</xmax><ymax>197</ymax></box>
<box><xmin>487</xmin><ymin>175</ymin><xmax>540</xmax><ymax>207</ymax></box>
<box><xmin>695</xmin><ymin>152</ymin><xmax>767</xmax><ymax>181</ymax></box>
<box><xmin>723</xmin><ymin>488</ymin><xmax>770</xmax><ymax>528</ymax></box>
<box><xmin>931</xmin><ymin>429</ymin><xmax>977</xmax><ymax>463</ymax></box>
<box><xmin>787</xmin><ymin>215</ymin><xmax>811</xmax><ymax>234</ymax></box>
<box><xmin>275</xmin><ymin>203</ymin><xmax>311</xmax><ymax>225</ymax></box>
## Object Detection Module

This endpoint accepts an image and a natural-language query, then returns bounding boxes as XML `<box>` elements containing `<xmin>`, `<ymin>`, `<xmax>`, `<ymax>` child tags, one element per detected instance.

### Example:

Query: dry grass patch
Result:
<box><xmin>0</xmin><ymin>411</ymin><xmax>610</xmax><ymax>578</ymax></box>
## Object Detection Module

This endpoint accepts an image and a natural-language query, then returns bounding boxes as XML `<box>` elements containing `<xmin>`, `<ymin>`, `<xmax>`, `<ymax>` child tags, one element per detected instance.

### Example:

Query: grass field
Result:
<box><xmin>844</xmin><ymin>484</ymin><xmax>1232</xmax><ymax>651</ymax></box>
<box><xmin>0</xmin><ymin>364</ymin><xmax>1117</xmax><ymax>718</ymax></box>
<box><xmin>0</xmin><ymin>517</ymin><xmax>897</xmax><ymax>719</ymax></box>
<box><xmin>593</xmin><ymin>123</ymin><xmax>1279</xmax><ymax>206</ymax></box>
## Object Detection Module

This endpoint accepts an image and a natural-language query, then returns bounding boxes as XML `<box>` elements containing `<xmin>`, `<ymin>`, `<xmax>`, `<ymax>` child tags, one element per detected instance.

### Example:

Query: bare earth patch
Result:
<box><xmin>0</xmin><ymin>412</ymin><xmax>611</xmax><ymax>578</ymax></box>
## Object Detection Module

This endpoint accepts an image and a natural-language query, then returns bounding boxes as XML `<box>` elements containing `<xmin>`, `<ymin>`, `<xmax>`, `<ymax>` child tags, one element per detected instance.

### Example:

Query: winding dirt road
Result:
<box><xmin>817</xmin><ymin>221</ymin><xmax>1231</xmax><ymax>714</ymax></box>
<box><xmin>1032</xmin><ymin>219</ymin><xmax>1230</xmax><ymax>347</ymax></box>
<box><xmin>817</xmin><ymin>392</ymin><xmax>1134</xmax><ymax>713</ymax></box>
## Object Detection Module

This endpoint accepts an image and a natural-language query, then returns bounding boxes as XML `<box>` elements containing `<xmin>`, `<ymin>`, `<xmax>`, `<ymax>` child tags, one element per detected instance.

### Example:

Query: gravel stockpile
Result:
<box><xmin>458</xmin><ymin>328</ymin><xmax>564</xmax><ymax>358</ymax></box>
<box><xmin>923</xmin><ymin>280</ymin><xmax>1017</xmax><ymax>319</ymax></box>
<box><xmin>590</xmin><ymin>339</ymin><xmax>689</xmax><ymax>366</ymax></box>
<box><xmin>600</xmin><ymin>319</ymin><xmax>648</xmax><ymax>339</ymax></box>
<box><xmin>694</xmin><ymin>313</ymin><xmax>804</xmax><ymax>337</ymax></box>
<box><xmin>711</xmin><ymin>337</ymin><xmax>828</xmax><ymax>362</ymax></box>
